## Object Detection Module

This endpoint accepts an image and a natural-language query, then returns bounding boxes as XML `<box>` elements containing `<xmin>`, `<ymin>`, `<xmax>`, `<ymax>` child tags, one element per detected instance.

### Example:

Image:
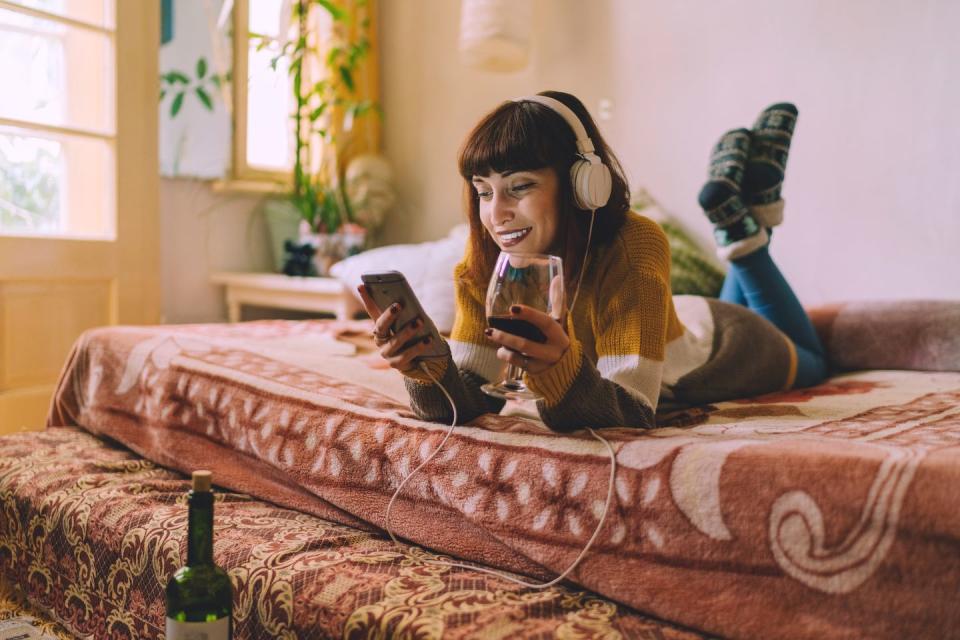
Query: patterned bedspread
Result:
<box><xmin>0</xmin><ymin>428</ymin><xmax>699</xmax><ymax>639</ymax></box>
<box><xmin>17</xmin><ymin>320</ymin><xmax>960</xmax><ymax>638</ymax></box>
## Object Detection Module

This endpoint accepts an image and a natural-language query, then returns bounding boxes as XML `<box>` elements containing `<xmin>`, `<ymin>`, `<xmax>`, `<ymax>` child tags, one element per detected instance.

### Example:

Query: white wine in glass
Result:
<box><xmin>481</xmin><ymin>252</ymin><xmax>564</xmax><ymax>401</ymax></box>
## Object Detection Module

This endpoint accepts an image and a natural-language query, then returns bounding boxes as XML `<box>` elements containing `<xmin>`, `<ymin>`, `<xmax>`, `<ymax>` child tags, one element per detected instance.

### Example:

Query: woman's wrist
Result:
<box><xmin>524</xmin><ymin>336</ymin><xmax>583</xmax><ymax>406</ymax></box>
<box><xmin>400</xmin><ymin>354</ymin><xmax>449</xmax><ymax>384</ymax></box>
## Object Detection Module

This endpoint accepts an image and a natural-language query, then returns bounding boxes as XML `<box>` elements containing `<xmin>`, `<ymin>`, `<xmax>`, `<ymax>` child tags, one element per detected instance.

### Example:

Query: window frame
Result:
<box><xmin>0</xmin><ymin>0</ymin><xmax>117</xmax><ymax>238</ymax></box>
<box><xmin>224</xmin><ymin>0</ymin><xmax>292</xmax><ymax>193</ymax></box>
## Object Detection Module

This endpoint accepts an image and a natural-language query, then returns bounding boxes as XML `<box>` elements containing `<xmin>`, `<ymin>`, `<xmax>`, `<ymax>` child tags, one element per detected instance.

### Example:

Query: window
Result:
<box><xmin>227</xmin><ymin>0</ymin><xmax>376</xmax><ymax>192</ymax></box>
<box><xmin>0</xmin><ymin>0</ymin><xmax>116</xmax><ymax>239</ymax></box>
<box><xmin>231</xmin><ymin>0</ymin><xmax>296</xmax><ymax>185</ymax></box>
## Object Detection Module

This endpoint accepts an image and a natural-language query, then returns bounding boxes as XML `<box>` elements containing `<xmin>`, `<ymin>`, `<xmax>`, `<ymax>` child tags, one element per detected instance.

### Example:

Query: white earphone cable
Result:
<box><xmin>383</xmin><ymin>365</ymin><xmax>457</xmax><ymax>549</ymax></box>
<box><xmin>567</xmin><ymin>208</ymin><xmax>597</xmax><ymax>318</ymax></box>
<box><xmin>384</xmin><ymin>207</ymin><xmax>609</xmax><ymax>588</ymax></box>
<box><xmin>383</xmin><ymin>357</ymin><xmax>616</xmax><ymax>590</ymax></box>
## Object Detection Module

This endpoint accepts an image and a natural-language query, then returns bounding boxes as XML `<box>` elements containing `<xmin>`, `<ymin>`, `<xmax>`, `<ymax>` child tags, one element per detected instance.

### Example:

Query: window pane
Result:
<box><xmin>246</xmin><ymin>33</ymin><xmax>292</xmax><ymax>171</ymax></box>
<box><xmin>249</xmin><ymin>0</ymin><xmax>285</xmax><ymax>39</ymax></box>
<box><xmin>8</xmin><ymin>0</ymin><xmax>114</xmax><ymax>29</ymax></box>
<box><xmin>0</xmin><ymin>126</ymin><xmax>114</xmax><ymax>239</ymax></box>
<box><xmin>0</xmin><ymin>129</ymin><xmax>61</xmax><ymax>234</ymax></box>
<box><xmin>0</xmin><ymin>7</ymin><xmax>114</xmax><ymax>133</ymax></box>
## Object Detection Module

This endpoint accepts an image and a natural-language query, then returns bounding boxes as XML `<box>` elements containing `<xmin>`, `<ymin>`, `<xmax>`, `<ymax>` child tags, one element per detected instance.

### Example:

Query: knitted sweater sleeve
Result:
<box><xmin>524</xmin><ymin>219</ymin><xmax>673</xmax><ymax>430</ymax></box>
<box><xmin>403</xmin><ymin>257</ymin><xmax>505</xmax><ymax>424</ymax></box>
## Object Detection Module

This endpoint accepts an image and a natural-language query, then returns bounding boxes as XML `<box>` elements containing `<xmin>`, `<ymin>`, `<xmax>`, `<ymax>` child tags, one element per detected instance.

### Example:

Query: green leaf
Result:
<box><xmin>195</xmin><ymin>87</ymin><xmax>213</xmax><ymax>111</ymax></box>
<box><xmin>168</xmin><ymin>70</ymin><xmax>189</xmax><ymax>84</ymax></box>
<box><xmin>159</xmin><ymin>89</ymin><xmax>166</xmax><ymax>101</ymax></box>
<box><xmin>338</xmin><ymin>66</ymin><xmax>354</xmax><ymax>91</ymax></box>
<box><xmin>314</xmin><ymin>0</ymin><xmax>345</xmax><ymax>21</ymax></box>
<box><xmin>348</xmin><ymin>41</ymin><xmax>368</xmax><ymax>61</ymax></box>
<box><xmin>353</xmin><ymin>101</ymin><xmax>372</xmax><ymax>117</ymax></box>
<box><xmin>170</xmin><ymin>92</ymin><xmax>185</xmax><ymax>117</ymax></box>
<box><xmin>309</xmin><ymin>104</ymin><xmax>327</xmax><ymax>120</ymax></box>
<box><xmin>196</xmin><ymin>57</ymin><xmax>207</xmax><ymax>79</ymax></box>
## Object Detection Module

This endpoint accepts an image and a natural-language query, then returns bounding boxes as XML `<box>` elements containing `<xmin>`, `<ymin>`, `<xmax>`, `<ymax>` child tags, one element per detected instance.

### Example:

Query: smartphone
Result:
<box><xmin>361</xmin><ymin>271</ymin><xmax>448</xmax><ymax>359</ymax></box>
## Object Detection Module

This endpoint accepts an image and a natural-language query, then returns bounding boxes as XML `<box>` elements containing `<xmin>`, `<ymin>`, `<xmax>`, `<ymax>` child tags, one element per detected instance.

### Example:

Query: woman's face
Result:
<box><xmin>472</xmin><ymin>168</ymin><xmax>562</xmax><ymax>255</ymax></box>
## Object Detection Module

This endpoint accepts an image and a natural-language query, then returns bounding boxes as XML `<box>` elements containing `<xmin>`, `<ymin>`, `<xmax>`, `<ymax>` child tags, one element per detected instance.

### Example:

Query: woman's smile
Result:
<box><xmin>473</xmin><ymin>168</ymin><xmax>560</xmax><ymax>255</ymax></box>
<box><xmin>497</xmin><ymin>226</ymin><xmax>532</xmax><ymax>247</ymax></box>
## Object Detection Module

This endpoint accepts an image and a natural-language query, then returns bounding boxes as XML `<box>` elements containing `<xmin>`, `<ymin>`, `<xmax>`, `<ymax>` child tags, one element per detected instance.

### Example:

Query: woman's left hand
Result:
<box><xmin>484</xmin><ymin>305</ymin><xmax>570</xmax><ymax>374</ymax></box>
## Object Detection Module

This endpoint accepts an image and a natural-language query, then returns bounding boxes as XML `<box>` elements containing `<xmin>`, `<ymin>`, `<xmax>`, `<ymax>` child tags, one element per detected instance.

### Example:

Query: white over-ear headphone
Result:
<box><xmin>513</xmin><ymin>95</ymin><xmax>613</xmax><ymax>211</ymax></box>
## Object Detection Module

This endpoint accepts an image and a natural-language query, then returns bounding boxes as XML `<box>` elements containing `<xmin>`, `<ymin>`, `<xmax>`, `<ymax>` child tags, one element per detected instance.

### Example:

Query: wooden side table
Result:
<box><xmin>210</xmin><ymin>272</ymin><xmax>362</xmax><ymax>322</ymax></box>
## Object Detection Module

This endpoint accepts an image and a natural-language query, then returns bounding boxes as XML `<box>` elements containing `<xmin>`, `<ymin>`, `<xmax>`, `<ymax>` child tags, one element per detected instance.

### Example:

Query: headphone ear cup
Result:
<box><xmin>571</xmin><ymin>159</ymin><xmax>612</xmax><ymax>210</ymax></box>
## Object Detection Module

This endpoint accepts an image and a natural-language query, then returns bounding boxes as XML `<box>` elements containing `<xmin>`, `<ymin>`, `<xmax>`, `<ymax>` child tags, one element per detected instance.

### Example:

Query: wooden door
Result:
<box><xmin>0</xmin><ymin>0</ymin><xmax>160</xmax><ymax>433</ymax></box>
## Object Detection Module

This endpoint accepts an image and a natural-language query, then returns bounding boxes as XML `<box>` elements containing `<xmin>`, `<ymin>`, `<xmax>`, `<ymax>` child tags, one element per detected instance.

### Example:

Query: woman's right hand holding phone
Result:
<box><xmin>357</xmin><ymin>285</ymin><xmax>439</xmax><ymax>373</ymax></box>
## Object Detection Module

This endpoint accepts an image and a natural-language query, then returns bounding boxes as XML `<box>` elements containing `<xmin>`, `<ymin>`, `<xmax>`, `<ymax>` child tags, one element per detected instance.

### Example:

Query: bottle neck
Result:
<box><xmin>187</xmin><ymin>489</ymin><xmax>214</xmax><ymax>566</ymax></box>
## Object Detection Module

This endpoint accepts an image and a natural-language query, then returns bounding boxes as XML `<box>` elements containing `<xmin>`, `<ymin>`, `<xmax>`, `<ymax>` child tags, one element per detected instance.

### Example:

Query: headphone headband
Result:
<box><xmin>511</xmin><ymin>94</ymin><xmax>612</xmax><ymax>210</ymax></box>
<box><xmin>513</xmin><ymin>95</ymin><xmax>596</xmax><ymax>155</ymax></box>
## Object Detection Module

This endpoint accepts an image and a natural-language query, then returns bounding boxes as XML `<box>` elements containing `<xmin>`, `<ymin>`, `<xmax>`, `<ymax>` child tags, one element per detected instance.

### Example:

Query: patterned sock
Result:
<box><xmin>697</xmin><ymin>128</ymin><xmax>768</xmax><ymax>261</ymax></box>
<box><xmin>743</xmin><ymin>103</ymin><xmax>798</xmax><ymax>228</ymax></box>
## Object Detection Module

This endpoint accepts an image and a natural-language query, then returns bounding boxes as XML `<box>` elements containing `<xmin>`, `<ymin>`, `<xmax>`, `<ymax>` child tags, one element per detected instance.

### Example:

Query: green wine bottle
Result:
<box><xmin>165</xmin><ymin>470</ymin><xmax>233</xmax><ymax>639</ymax></box>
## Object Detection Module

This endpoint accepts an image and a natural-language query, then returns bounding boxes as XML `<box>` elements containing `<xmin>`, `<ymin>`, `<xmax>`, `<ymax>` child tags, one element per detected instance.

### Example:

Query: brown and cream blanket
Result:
<box><xmin>43</xmin><ymin>319</ymin><xmax>960</xmax><ymax>639</ymax></box>
<box><xmin>1</xmin><ymin>427</ymin><xmax>698</xmax><ymax>639</ymax></box>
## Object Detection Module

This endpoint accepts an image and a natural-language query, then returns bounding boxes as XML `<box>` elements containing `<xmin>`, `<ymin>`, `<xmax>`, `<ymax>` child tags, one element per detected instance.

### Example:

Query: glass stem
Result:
<box><xmin>505</xmin><ymin>363</ymin><xmax>525</xmax><ymax>390</ymax></box>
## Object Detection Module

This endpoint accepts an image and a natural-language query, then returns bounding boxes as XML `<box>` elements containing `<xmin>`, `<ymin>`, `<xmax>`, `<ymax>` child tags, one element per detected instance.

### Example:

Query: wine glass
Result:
<box><xmin>481</xmin><ymin>251</ymin><xmax>564</xmax><ymax>401</ymax></box>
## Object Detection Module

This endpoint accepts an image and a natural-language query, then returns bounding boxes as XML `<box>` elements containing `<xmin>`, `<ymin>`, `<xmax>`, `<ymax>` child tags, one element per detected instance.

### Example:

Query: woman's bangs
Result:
<box><xmin>459</xmin><ymin>104</ymin><xmax>565</xmax><ymax>178</ymax></box>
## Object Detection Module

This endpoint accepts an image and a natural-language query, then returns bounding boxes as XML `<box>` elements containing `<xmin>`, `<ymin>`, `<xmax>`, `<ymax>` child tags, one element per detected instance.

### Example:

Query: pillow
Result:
<box><xmin>808</xmin><ymin>300</ymin><xmax>960</xmax><ymax>372</ymax></box>
<box><xmin>330</xmin><ymin>224</ymin><xmax>469</xmax><ymax>333</ymax></box>
<box><xmin>632</xmin><ymin>188</ymin><xmax>727</xmax><ymax>298</ymax></box>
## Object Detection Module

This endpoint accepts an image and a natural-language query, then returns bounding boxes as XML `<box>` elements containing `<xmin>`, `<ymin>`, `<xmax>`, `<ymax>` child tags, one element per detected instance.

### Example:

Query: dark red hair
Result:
<box><xmin>457</xmin><ymin>90</ymin><xmax>631</xmax><ymax>289</ymax></box>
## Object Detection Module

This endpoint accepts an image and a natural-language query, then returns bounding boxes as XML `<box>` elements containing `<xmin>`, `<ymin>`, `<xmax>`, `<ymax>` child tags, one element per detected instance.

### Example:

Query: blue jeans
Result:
<box><xmin>719</xmin><ymin>246</ymin><xmax>828</xmax><ymax>387</ymax></box>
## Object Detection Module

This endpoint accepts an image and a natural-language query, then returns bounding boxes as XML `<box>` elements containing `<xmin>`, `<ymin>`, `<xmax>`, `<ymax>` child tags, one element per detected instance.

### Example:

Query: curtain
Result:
<box><xmin>314</xmin><ymin>0</ymin><xmax>381</xmax><ymax>170</ymax></box>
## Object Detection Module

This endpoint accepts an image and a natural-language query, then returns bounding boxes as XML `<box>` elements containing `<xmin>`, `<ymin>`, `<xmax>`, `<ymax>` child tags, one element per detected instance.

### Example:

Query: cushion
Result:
<box><xmin>809</xmin><ymin>300</ymin><xmax>960</xmax><ymax>372</ymax></box>
<box><xmin>632</xmin><ymin>188</ymin><xmax>727</xmax><ymax>297</ymax></box>
<box><xmin>330</xmin><ymin>224</ymin><xmax>469</xmax><ymax>333</ymax></box>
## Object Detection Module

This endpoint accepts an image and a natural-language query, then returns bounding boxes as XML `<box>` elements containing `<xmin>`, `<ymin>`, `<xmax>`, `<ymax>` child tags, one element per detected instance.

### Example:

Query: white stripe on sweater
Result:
<box><xmin>450</xmin><ymin>340</ymin><xmax>504</xmax><ymax>382</ymax></box>
<box><xmin>662</xmin><ymin>295</ymin><xmax>715</xmax><ymax>387</ymax></box>
<box><xmin>597</xmin><ymin>355</ymin><xmax>661</xmax><ymax>411</ymax></box>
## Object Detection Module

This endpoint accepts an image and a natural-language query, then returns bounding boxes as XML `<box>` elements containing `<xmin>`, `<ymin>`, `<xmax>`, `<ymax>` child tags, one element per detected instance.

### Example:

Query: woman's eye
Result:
<box><xmin>476</xmin><ymin>190</ymin><xmax>492</xmax><ymax>199</ymax></box>
<box><xmin>510</xmin><ymin>182</ymin><xmax>534</xmax><ymax>193</ymax></box>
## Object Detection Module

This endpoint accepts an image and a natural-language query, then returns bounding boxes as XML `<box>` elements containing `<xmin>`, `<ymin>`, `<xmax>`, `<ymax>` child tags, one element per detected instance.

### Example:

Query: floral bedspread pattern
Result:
<box><xmin>1</xmin><ymin>577</ymin><xmax>76</xmax><ymax>639</ymax></box>
<box><xmin>30</xmin><ymin>321</ymin><xmax>960</xmax><ymax>638</ymax></box>
<box><xmin>0</xmin><ymin>428</ymin><xmax>702</xmax><ymax>639</ymax></box>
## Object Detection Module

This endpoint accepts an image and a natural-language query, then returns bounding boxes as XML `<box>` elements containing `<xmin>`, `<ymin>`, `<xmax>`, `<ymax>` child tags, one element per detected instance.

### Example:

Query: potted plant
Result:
<box><xmin>263</xmin><ymin>0</ymin><xmax>378</xmax><ymax>276</ymax></box>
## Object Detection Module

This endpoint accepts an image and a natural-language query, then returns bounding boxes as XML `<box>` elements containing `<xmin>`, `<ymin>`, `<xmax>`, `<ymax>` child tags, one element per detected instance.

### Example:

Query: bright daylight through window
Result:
<box><xmin>246</xmin><ymin>0</ymin><xmax>292</xmax><ymax>172</ymax></box>
<box><xmin>0</xmin><ymin>0</ymin><xmax>116</xmax><ymax>239</ymax></box>
<box><xmin>233</xmin><ymin>0</ymin><xmax>296</xmax><ymax>182</ymax></box>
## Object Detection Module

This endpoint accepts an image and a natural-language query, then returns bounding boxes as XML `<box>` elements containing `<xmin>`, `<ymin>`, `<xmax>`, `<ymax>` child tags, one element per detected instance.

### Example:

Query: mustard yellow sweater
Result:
<box><xmin>405</xmin><ymin>213</ymin><xmax>797</xmax><ymax>430</ymax></box>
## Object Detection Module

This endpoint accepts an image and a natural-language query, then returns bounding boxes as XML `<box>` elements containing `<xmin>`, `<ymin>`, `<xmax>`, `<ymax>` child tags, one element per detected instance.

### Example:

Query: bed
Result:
<box><xmin>2</xmin><ymin>300</ymin><xmax>959</xmax><ymax>639</ymax></box>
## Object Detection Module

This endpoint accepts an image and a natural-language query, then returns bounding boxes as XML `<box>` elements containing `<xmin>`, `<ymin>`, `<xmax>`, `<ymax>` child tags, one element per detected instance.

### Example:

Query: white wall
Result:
<box><xmin>379</xmin><ymin>0</ymin><xmax>617</xmax><ymax>242</ymax></box>
<box><xmin>378</xmin><ymin>0</ymin><xmax>960</xmax><ymax>305</ymax></box>
<box><xmin>160</xmin><ymin>179</ymin><xmax>272</xmax><ymax>323</ymax></box>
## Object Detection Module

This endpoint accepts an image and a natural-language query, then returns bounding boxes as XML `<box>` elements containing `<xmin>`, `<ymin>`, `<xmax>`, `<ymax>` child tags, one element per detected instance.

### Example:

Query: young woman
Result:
<box><xmin>358</xmin><ymin>91</ymin><xmax>828</xmax><ymax>431</ymax></box>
